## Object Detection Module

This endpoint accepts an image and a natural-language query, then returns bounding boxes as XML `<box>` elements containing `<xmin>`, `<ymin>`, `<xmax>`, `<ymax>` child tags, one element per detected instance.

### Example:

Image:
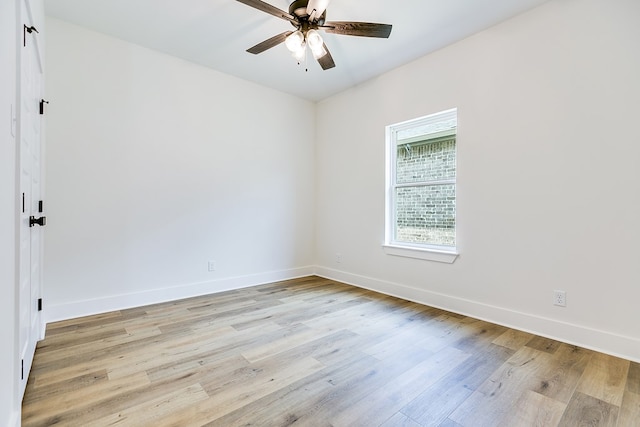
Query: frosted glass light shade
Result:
<box><xmin>285</xmin><ymin>31</ymin><xmax>305</xmax><ymax>52</ymax></box>
<box><xmin>306</xmin><ymin>29</ymin><xmax>323</xmax><ymax>51</ymax></box>
<box><xmin>292</xmin><ymin>42</ymin><xmax>306</xmax><ymax>62</ymax></box>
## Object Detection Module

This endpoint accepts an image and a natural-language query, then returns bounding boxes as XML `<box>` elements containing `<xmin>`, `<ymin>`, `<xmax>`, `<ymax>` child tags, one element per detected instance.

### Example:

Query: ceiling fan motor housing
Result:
<box><xmin>289</xmin><ymin>0</ymin><xmax>326</xmax><ymax>25</ymax></box>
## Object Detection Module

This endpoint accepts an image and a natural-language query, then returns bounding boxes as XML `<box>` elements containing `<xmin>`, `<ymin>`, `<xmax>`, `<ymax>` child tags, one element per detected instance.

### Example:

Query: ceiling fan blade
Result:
<box><xmin>247</xmin><ymin>31</ymin><xmax>293</xmax><ymax>54</ymax></box>
<box><xmin>306</xmin><ymin>0</ymin><xmax>331</xmax><ymax>20</ymax></box>
<box><xmin>235</xmin><ymin>0</ymin><xmax>298</xmax><ymax>24</ymax></box>
<box><xmin>322</xmin><ymin>21</ymin><xmax>392</xmax><ymax>38</ymax></box>
<box><xmin>316</xmin><ymin>43</ymin><xmax>335</xmax><ymax>70</ymax></box>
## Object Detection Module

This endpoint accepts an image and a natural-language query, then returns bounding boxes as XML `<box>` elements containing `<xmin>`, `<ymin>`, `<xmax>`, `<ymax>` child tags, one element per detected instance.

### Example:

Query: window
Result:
<box><xmin>384</xmin><ymin>108</ymin><xmax>458</xmax><ymax>263</ymax></box>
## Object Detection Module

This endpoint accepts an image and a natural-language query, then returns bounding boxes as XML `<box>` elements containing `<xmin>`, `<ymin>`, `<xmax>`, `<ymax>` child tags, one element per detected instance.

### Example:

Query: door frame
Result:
<box><xmin>1</xmin><ymin>0</ymin><xmax>19</xmax><ymax>423</ymax></box>
<box><xmin>16</xmin><ymin>0</ymin><xmax>46</xmax><ymax>400</ymax></box>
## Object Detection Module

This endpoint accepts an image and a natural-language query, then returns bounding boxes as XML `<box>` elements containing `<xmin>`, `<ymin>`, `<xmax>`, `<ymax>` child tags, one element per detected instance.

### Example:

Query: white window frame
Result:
<box><xmin>384</xmin><ymin>108</ymin><xmax>459</xmax><ymax>263</ymax></box>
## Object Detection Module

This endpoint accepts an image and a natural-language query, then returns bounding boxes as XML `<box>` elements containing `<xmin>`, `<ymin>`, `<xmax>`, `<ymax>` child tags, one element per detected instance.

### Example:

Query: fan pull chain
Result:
<box><xmin>305</xmin><ymin>48</ymin><xmax>309</xmax><ymax>72</ymax></box>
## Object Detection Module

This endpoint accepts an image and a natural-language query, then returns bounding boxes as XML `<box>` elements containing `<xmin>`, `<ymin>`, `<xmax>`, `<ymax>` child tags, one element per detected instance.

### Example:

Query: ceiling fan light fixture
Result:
<box><xmin>285</xmin><ymin>30</ymin><xmax>305</xmax><ymax>53</ymax></box>
<box><xmin>292</xmin><ymin>41</ymin><xmax>307</xmax><ymax>62</ymax></box>
<box><xmin>306</xmin><ymin>29</ymin><xmax>323</xmax><ymax>51</ymax></box>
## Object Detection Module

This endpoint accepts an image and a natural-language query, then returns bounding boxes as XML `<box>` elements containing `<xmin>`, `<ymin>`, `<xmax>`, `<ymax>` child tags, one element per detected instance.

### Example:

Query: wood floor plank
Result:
<box><xmin>28</xmin><ymin>366</ymin><xmax>215</xmax><ymax>426</ymax></box>
<box><xmin>276</xmin><ymin>281</ymin><xmax>364</xmax><ymax>305</ymax></box>
<box><xmin>33</xmin><ymin>325</ymin><xmax>129</xmax><ymax>352</ymax></box>
<box><xmin>413</xmin><ymin>314</ymin><xmax>482</xmax><ymax>354</ymax></box>
<box><xmin>30</xmin><ymin>325</ymin><xmax>162</xmax><ymax>369</ymax></box>
<box><xmin>364</xmin><ymin>337</ymin><xmax>434</xmax><ymax>362</ymax></box>
<box><xmin>92</xmin><ymin>383</ymin><xmax>209</xmax><ymax>427</ymax></box>
<box><xmin>402</xmin><ymin>382</ymin><xmax>473</xmax><ymax>426</ymax></box>
<box><xmin>526</xmin><ymin>335</ymin><xmax>563</xmax><ymax>354</ymax></box>
<box><xmin>448</xmin><ymin>345</ymin><xmax>555</xmax><ymax>427</ymax></box>
<box><xmin>157</xmin><ymin>299</ymin><xmax>285</xmax><ymax>334</ymax></box>
<box><xmin>145</xmin><ymin>353</ymin><xmax>249</xmax><ymax>385</ymax></box>
<box><xmin>398</xmin><ymin>344</ymin><xmax>515</xmax><ymax>425</ymax></box>
<box><xmin>380</xmin><ymin>412</ymin><xmax>423</xmax><ymax>427</ymax></box>
<box><xmin>22</xmin><ymin>369</ymin><xmax>109</xmax><ymax>406</ymax></box>
<box><xmin>33</xmin><ymin>325</ymin><xmax>237</xmax><ymax>386</ymax></box>
<box><xmin>202</xmin><ymin>351</ymin><xmax>379</xmax><ymax>427</ymax></box>
<box><xmin>492</xmin><ymin>328</ymin><xmax>535</xmax><ymax>351</ymax></box>
<box><xmin>241</xmin><ymin>318</ymin><xmax>359</xmax><ymax>363</ymax></box>
<box><xmin>496</xmin><ymin>390</ymin><xmax>566</xmax><ymax>427</ymax></box>
<box><xmin>45</xmin><ymin>310</ymin><xmax>126</xmax><ymax>332</ymax></box>
<box><xmin>532</xmin><ymin>343</ymin><xmax>592</xmax><ymax>404</ymax></box>
<box><xmin>451</xmin><ymin>321</ymin><xmax>508</xmax><ymax>353</ymax></box>
<box><xmin>160</xmin><ymin>356</ymin><xmax>326</xmax><ymax>426</ymax></box>
<box><xmin>255</xmin><ymin>345</ymin><xmax>435</xmax><ymax>426</ymax></box>
<box><xmin>22</xmin><ymin>276</ymin><xmax>636</xmax><ymax>427</ymax></box>
<box><xmin>558</xmin><ymin>391</ymin><xmax>619</xmax><ymax>427</ymax></box>
<box><xmin>226</xmin><ymin>291</ymin><xmax>352</xmax><ymax>331</ymax></box>
<box><xmin>106</xmin><ymin>326</ymin><xmax>239</xmax><ymax>380</ymax></box>
<box><xmin>618</xmin><ymin>390</ymin><xmax>640</xmax><ymax>427</ymax></box>
<box><xmin>438</xmin><ymin>343</ymin><xmax>515</xmax><ymax>391</ymax></box>
<box><xmin>399</xmin><ymin>343</ymin><xmax>516</xmax><ymax>425</ymax></box>
<box><xmin>576</xmin><ymin>351</ymin><xmax>630</xmax><ymax>406</ymax></box>
<box><xmin>274</xmin><ymin>296</ymin><xmax>373</xmax><ymax>327</ymax></box>
<box><xmin>32</xmin><ymin>322</ymin><xmax>189</xmax><ymax>374</ymax></box>
<box><xmin>330</xmin><ymin>347</ymin><xmax>471</xmax><ymax>427</ymax></box>
<box><xmin>22</xmin><ymin>372</ymin><xmax>151</xmax><ymax>426</ymax></box>
<box><xmin>626</xmin><ymin>361</ymin><xmax>640</xmax><ymax>393</ymax></box>
<box><xmin>47</xmin><ymin>309</ymin><xmax>148</xmax><ymax>335</ymax></box>
<box><xmin>143</xmin><ymin>321</ymin><xmax>284</xmax><ymax>373</ymax></box>
<box><xmin>298</xmin><ymin>296</ymin><xmax>391</xmax><ymax>332</ymax></box>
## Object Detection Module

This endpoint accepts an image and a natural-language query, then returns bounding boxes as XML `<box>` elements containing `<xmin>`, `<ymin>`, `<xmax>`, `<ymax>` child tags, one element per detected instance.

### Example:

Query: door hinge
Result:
<box><xmin>22</xmin><ymin>193</ymin><xmax>25</xmax><ymax>213</ymax></box>
<box><xmin>38</xmin><ymin>298</ymin><xmax>43</xmax><ymax>312</ymax></box>
<box><xmin>23</xmin><ymin>25</ymin><xmax>38</xmax><ymax>47</ymax></box>
<box><xmin>21</xmin><ymin>359</ymin><xmax>24</xmax><ymax>380</ymax></box>
<box><xmin>38</xmin><ymin>200</ymin><xmax>44</xmax><ymax>213</ymax></box>
<box><xmin>39</xmin><ymin>99</ymin><xmax>49</xmax><ymax>115</ymax></box>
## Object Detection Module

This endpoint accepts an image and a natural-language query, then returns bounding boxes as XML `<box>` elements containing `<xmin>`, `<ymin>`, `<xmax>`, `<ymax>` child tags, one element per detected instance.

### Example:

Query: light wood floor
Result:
<box><xmin>23</xmin><ymin>276</ymin><xmax>639</xmax><ymax>426</ymax></box>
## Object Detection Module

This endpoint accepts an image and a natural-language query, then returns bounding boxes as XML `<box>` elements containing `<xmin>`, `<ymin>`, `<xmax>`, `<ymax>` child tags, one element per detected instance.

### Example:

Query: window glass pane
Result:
<box><xmin>396</xmin><ymin>137</ymin><xmax>456</xmax><ymax>184</ymax></box>
<box><xmin>395</xmin><ymin>184</ymin><xmax>456</xmax><ymax>246</ymax></box>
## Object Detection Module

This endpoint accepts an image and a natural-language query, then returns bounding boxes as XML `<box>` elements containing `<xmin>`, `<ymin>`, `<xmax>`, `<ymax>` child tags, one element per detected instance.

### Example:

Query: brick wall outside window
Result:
<box><xmin>395</xmin><ymin>137</ymin><xmax>456</xmax><ymax>246</ymax></box>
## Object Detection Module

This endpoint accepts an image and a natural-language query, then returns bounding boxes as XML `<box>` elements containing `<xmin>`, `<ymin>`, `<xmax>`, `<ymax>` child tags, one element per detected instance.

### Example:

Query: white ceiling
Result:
<box><xmin>45</xmin><ymin>0</ymin><xmax>550</xmax><ymax>101</ymax></box>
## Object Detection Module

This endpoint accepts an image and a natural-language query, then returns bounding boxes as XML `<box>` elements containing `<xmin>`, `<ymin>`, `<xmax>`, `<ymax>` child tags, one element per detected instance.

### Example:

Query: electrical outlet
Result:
<box><xmin>553</xmin><ymin>290</ymin><xmax>566</xmax><ymax>307</ymax></box>
<box><xmin>335</xmin><ymin>253</ymin><xmax>342</xmax><ymax>264</ymax></box>
<box><xmin>208</xmin><ymin>261</ymin><xmax>216</xmax><ymax>272</ymax></box>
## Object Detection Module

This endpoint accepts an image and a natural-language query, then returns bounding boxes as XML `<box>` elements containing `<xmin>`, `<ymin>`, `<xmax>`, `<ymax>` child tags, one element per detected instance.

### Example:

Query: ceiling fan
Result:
<box><xmin>236</xmin><ymin>0</ymin><xmax>392</xmax><ymax>70</ymax></box>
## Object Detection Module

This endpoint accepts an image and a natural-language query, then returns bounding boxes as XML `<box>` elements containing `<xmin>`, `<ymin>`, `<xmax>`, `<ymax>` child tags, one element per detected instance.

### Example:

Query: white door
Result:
<box><xmin>18</xmin><ymin>0</ymin><xmax>45</xmax><ymax>399</ymax></box>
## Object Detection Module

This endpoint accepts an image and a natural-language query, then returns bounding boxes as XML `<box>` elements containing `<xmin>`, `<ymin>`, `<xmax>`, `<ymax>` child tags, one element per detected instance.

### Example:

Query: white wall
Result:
<box><xmin>315</xmin><ymin>0</ymin><xmax>640</xmax><ymax>362</ymax></box>
<box><xmin>0</xmin><ymin>0</ymin><xmax>19</xmax><ymax>423</ymax></box>
<box><xmin>44</xmin><ymin>18</ymin><xmax>316</xmax><ymax>321</ymax></box>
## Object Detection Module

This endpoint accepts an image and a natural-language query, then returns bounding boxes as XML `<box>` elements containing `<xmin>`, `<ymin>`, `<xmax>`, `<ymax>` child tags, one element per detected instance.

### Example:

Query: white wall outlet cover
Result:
<box><xmin>553</xmin><ymin>290</ymin><xmax>566</xmax><ymax>307</ymax></box>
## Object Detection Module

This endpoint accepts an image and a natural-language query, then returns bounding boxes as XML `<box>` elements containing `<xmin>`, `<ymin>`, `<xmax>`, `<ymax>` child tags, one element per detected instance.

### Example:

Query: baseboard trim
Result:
<box><xmin>314</xmin><ymin>266</ymin><xmax>640</xmax><ymax>363</ymax></box>
<box><xmin>44</xmin><ymin>265</ymin><xmax>640</xmax><ymax>363</ymax></box>
<box><xmin>45</xmin><ymin>266</ymin><xmax>315</xmax><ymax>323</ymax></box>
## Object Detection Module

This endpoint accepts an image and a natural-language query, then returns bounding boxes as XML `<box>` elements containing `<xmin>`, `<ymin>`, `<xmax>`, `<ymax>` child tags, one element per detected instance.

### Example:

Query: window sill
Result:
<box><xmin>382</xmin><ymin>244</ymin><xmax>459</xmax><ymax>264</ymax></box>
